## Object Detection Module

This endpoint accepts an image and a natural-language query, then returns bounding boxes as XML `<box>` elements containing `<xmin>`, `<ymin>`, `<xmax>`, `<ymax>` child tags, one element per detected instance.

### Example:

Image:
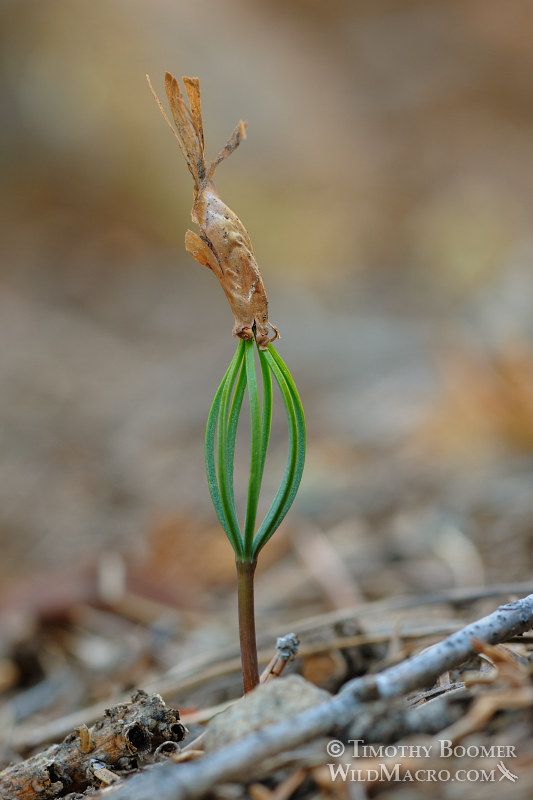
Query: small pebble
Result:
<box><xmin>205</xmin><ymin>676</ymin><xmax>330</xmax><ymax>752</ymax></box>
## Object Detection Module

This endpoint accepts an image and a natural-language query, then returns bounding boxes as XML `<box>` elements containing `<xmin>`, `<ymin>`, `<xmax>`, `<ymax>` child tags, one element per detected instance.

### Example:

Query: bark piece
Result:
<box><xmin>0</xmin><ymin>690</ymin><xmax>186</xmax><ymax>799</ymax></box>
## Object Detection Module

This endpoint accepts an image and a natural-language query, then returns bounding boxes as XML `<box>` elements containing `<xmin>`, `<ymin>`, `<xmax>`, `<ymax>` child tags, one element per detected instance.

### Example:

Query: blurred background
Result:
<box><xmin>1</xmin><ymin>0</ymin><xmax>533</xmax><ymax>624</ymax></box>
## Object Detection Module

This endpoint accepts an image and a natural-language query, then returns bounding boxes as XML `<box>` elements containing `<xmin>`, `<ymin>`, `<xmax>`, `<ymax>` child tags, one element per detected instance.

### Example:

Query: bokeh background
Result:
<box><xmin>2</xmin><ymin>0</ymin><xmax>533</xmax><ymax>620</ymax></box>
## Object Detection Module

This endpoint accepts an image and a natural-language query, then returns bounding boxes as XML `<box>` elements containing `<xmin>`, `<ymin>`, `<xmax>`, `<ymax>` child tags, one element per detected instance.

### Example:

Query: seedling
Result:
<box><xmin>148</xmin><ymin>73</ymin><xmax>305</xmax><ymax>692</ymax></box>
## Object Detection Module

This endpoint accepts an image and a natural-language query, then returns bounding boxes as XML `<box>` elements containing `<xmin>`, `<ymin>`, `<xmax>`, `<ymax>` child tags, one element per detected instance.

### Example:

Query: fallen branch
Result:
<box><xmin>97</xmin><ymin>594</ymin><xmax>533</xmax><ymax>800</ymax></box>
<box><xmin>0</xmin><ymin>691</ymin><xmax>186</xmax><ymax>800</ymax></box>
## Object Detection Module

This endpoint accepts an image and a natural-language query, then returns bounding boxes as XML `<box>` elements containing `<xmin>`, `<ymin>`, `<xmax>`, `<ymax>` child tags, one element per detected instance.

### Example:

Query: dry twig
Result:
<box><xmin>96</xmin><ymin>594</ymin><xmax>533</xmax><ymax>799</ymax></box>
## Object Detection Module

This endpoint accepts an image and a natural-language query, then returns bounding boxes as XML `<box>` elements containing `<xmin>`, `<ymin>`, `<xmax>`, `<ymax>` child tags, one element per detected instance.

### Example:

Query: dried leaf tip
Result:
<box><xmin>148</xmin><ymin>72</ymin><xmax>279</xmax><ymax>349</ymax></box>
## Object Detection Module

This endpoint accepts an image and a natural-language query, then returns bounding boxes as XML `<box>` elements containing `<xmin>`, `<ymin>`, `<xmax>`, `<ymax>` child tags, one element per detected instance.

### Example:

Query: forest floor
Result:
<box><xmin>1</xmin><ymin>541</ymin><xmax>532</xmax><ymax>798</ymax></box>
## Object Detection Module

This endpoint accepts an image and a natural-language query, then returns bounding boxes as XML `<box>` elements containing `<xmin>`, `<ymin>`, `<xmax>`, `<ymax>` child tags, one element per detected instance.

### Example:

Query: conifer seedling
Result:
<box><xmin>148</xmin><ymin>73</ymin><xmax>305</xmax><ymax>692</ymax></box>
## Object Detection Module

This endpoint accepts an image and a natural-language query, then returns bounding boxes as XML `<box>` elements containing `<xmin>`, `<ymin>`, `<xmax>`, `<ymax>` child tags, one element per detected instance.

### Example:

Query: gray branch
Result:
<box><xmin>99</xmin><ymin>594</ymin><xmax>533</xmax><ymax>800</ymax></box>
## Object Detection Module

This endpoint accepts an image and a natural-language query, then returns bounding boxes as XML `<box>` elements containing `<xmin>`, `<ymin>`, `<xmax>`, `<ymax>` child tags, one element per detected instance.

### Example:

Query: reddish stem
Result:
<box><xmin>236</xmin><ymin>559</ymin><xmax>259</xmax><ymax>693</ymax></box>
